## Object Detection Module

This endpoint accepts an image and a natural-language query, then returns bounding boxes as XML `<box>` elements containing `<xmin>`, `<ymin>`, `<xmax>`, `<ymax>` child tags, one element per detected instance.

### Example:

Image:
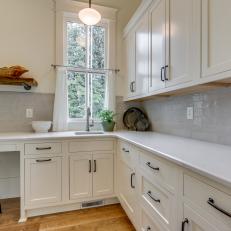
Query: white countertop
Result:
<box><xmin>0</xmin><ymin>130</ymin><xmax>231</xmax><ymax>188</ymax></box>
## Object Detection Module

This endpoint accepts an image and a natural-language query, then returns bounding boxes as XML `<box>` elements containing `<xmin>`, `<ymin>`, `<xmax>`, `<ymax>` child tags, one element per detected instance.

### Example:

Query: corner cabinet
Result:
<box><xmin>124</xmin><ymin>12</ymin><xmax>149</xmax><ymax>99</ymax></box>
<box><xmin>124</xmin><ymin>0</ymin><xmax>231</xmax><ymax>100</ymax></box>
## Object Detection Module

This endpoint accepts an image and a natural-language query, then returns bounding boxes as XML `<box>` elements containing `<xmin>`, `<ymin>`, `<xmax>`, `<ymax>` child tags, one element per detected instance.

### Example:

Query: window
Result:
<box><xmin>66</xmin><ymin>20</ymin><xmax>108</xmax><ymax>120</ymax></box>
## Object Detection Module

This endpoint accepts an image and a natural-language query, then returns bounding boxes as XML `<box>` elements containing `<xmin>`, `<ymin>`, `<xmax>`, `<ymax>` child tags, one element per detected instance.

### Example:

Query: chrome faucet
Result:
<box><xmin>86</xmin><ymin>107</ymin><xmax>94</xmax><ymax>132</ymax></box>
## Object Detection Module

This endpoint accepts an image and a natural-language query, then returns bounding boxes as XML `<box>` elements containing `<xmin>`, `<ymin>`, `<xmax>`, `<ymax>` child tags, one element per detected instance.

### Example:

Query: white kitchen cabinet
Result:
<box><xmin>118</xmin><ymin>160</ymin><xmax>137</xmax><ymax>226</ymax></box>
<box><xmin>124</xmin><ymin>32</ymin><xmax>136</xmax><ymax>98</ymax></box>
<box><xmin>124</xmin><ymin>12</ymin><xmax>149</xmax><ymax>98</ymax></box>
<box><xmin>93</xmin><ymin>153</ymin><xmax>114</xmax><ymax>197</ymax></box>
<box><xmin>165</xmin><ymin>0</ymin><xmax>197</xmax><ymax>87</ymax></box>
<box><xmin>134</xmin><ymin>12</ymin><xmax>149</xmax><ymax>96</ymax></box>
<box><xmin>70</xmin><ymin>154</ymin><xmax>92</xmax><ymax>200</ymax></box>
<box><xmin>149</xmin><ymin>0</ymin><xmax>166</xmax><ymax>92</ymax></box>
<box><xmin>182</xmin><ymin>203</ymin><xmax>219</xmax><ymax>231</ymax></box>
<box><xmin>70</xmin><ymin>152</ymin><xmax>114</xmax><ymax>200</ymax></box>
<box><xmin>25</xmin><ymin>157</ymin><xmax>62</xmax><ymax>206</ymax></box>
<box><xmin>202</xmin><ymin>0</ymin><xmax>231</xmax><ymax>80</ymax></box>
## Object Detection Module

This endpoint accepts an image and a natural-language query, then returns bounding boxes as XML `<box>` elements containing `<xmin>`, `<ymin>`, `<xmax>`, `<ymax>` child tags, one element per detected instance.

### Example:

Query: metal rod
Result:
<box><xmin>51</xmin><ymin>64</ymin><xmax>120</xmax><ymax>74</ymax></box>
<box><xmin>89</xmin><ymin>0</ymin><xmax>91</xmax><ymax>8</ymax></box>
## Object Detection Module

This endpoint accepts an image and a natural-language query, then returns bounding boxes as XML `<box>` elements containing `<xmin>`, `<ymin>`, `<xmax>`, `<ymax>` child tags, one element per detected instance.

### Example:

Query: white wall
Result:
<box><xmin>0</xmin><ymin>0</ymin><xmax>56</xmax><ymax>93</ymax></box>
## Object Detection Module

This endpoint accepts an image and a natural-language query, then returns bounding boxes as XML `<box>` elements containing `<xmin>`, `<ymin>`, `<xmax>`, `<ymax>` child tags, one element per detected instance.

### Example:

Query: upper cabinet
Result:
<box><xmin>202</xmin><ymin>0</ymin><xmax>231</xmax><ymax>80</ymax></box>
<box><xmin>165</xmin><ymin>0</ymin><xmax>198</xmax><ymax>87</ymax></box>
<box><xmin>124</xmin><ymin>12</ymin><xmax>149</xmax><ymax>98</ymax></box>
<box><xmin>123</xmin><ymin>0</ymin><xmax>231</xmax><ymax>100</ymax></box>
<box><xmin>149</xmin><ymin>0</ymin><xmax>166</xmax><ymax>92</ymax></box>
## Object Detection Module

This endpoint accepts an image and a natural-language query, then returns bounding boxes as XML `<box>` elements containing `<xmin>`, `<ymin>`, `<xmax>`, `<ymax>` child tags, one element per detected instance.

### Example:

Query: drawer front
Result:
<box><xmin>69</xmin><ymin>140</ymin><xmax>114</xmax><ymax>153</ymax></box>
<box><xmin>141</xmin><ymin>176</ymin><xmax>171</xmax><ymax>226</ymax></box>
<box><xmin>118</xmin><ymin>141</ymin><xmax>138</xmax><ymax>168</ymax></box>
<box><xmin>25</xmin><ymin>142</ymin><xmax>62</xmax><ymax>155</ymax></box>
<box><xmin>139</xmin><ymin>151</ymin><xmax>178</xmax><ymax>192</ymax></box>
<box><xmin>141</xmin><ymin>209</ymin><xmax>167</xmax><ymax>231</ymax></box>
<box><xmin>184</xmin><ymin>174</ymin><xmax>231</xmax><ymax>228</ymax></box>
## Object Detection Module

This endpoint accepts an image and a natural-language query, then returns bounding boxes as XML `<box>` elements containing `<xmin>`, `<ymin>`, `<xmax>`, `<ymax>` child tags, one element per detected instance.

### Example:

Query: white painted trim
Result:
<box><xmin>123</xmin><ymin>0</ymin><xmax>152</xmax><ymax>38</ymax></box>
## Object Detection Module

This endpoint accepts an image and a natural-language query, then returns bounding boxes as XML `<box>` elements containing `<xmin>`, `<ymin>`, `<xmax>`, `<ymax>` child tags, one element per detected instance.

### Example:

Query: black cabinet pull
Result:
<box><xmin>130</xmin><ymin>81</ymin><xmax>135</xmax><ymax>93</ymax></box>
<box><xmin>93</xmin><ymin>160</ymin><xmax>96</xmax><ymax>172</ymax></box>
<box><xmin>146</xmin><ymin>162</ymin><xmax>159</xmax><ymax>171</ymax></box>
<box><xmin>36</xmin><ymin>147</ymin><xmax>52</xmax><ymax>151</ymax></box>
<box><xmin>131</xmin><ymin>173</ymin><xmax>135</xmax><ymax>189</ymax></box>
<box><xmin>147</xmin><ymin>191</ymin><xmax>160</xmax><ymax>203</ymax></box>
<box><xmin>36</xmin><ymin>159</ymin><xmax>52</xmax><ymax>163</ymax></box>
<box><xmin>161</xmin><ymin>66</ymin><xmax>165</xmax><ymax>82</ymax></box>
<box><xmin>122</xmin><ymin>148</ymin><xmax>129</xmax><ymax>153</ymax></box>
<box><xmin>89</xmin><ymin>160</ymin><xmax>92</xmax><ymax>173</ymax></box>
<box><xmin>164</xmin><ymin>65</ymin><xmax>169</xmax><ymax>81</ymax></box>
<box><xmin>182</xmin><ymin>218</ymin><xmax>189</xmax><ymax>231</ymax></box>
<box><xmin>207</xmin><ymin>198</ymin><xmax>231</xmax><ymax>218</ymax></box>
<box><xmin>146</xmin><ymin>226</ymin><xmax>151</xmax><ymax>231</ymax></box>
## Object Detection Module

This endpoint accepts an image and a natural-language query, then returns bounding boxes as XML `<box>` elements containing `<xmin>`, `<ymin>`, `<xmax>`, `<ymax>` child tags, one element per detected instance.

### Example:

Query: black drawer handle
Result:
<box><xmin>207</xmin><ymin>198</ymin><xmax>231</xmax><ymax>218</ymax></box>
<box><xmin>131</xmin><ymin>173</ymin><xmax>135</xmax><ymax>189</ymax></box>
<box><xmin>36</xmin><ymin>147</ymin><xmax>52</xmax><ymax>151</ymax></box>
<box><xmin>146</xmin><ymin>162</ymin><xmax>159</xmax><ymax>171</ymax></box>
<box><xmin>122</xmin><ymin>148</ymin><xmax>130</xmax><ymax>153</ymax></box>
<box><xmin>147</xmin><ymin>191</ymin><xmax>160</xmax><ymax>203</ymax></box>
<box><xmin>146</xmin><ymin>226</ymin><xmax>151</xmax><ymax>231</ymax></box>
<box><xmin>36</xmin><ymin>159</ymin><xmax>52</xmax><ymax>163</ymax></box>
<box><xmin>181</xmin><ymin>218</ymin><xmax>189</xmax><ymax>231</ymax></box>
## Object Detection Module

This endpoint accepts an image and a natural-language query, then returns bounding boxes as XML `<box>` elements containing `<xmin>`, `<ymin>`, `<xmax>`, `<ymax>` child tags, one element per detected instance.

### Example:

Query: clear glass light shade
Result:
<box><xmin>79</xmin><ymin>8</ymin><xmax>101</xmax><ymax>26</ymax></box>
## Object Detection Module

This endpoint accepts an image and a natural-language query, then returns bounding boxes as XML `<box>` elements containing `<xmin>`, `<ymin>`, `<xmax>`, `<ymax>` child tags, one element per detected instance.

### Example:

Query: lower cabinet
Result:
<box><xmin>70</xmin><ymin>153</ymin><xmax>93</xmax><ymax>200</ymax></box>
<box><xmin>70</xmin><ymin>152</ymin><xmax>114</xmax><ymax>200</ymax></box>
<box><xmin>25</xmin><ymin>157</ymin><xmax>62</xmax><ymax>206</ymax></box>
<box><xmin>182</xmin><ymin>203</ymin><xmax>219</xmax><ymax>231</ymax></box>
<box><xmin>118</xmin><ymin>159</ymin><xmax>137</xmax><ymax>226</ymax></box>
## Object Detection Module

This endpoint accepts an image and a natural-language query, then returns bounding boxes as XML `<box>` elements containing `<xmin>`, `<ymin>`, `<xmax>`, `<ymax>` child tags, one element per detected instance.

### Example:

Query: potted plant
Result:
<box><xmin>99</xmin><ymin>110</ymin><xmax>116</xmax><ymax>132</ymax></box>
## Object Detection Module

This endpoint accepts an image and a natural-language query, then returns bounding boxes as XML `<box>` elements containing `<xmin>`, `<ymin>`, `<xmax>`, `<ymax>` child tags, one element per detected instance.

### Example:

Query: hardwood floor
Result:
<box><xmin>0</xmin><ymin>198</ymin><xmax>135</xmax><ymax>231</ymax></box>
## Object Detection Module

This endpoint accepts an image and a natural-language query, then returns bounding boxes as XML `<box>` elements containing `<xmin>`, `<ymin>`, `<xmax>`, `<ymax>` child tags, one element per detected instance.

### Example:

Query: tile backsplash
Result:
<box><xmin>141</xmin><ymin>87</ymin><xmax>231</xmax><ymax>146</ymax></box>
<box><xmin>0</xmin><ymin>92</ymin><xmax>54</xmax><ymax>132</ymax></box>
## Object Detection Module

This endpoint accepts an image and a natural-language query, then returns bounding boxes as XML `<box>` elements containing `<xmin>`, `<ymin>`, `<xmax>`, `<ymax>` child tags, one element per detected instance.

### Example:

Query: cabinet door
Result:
<box><xmin>183</xmin><ymin>203</ymin><xmax>219</xmax><ymax>231</ymax></box>
<box><xmin>93</xmin><ymin>153</ymin><xmax>114</xmax><ymax>197</ymax></box>
<box><xmin>125</xmin><ymin>32</ymin><xmax>136</xmax><ymax>98</ymax></box>
<box><xmin>149</xmin><ymin>0</ymin><xmax>166</xmax><ymax>92</ymax></box>
<box><xmin>118</xmin><ymin>160</ymin><xmax>137</xmax><ymax>224</ymax></box>
<box><xmin>134</xmin><ymin>12</ymin><xmax>149</xmax><ymax>96</ymax></box>
<box><xmin>202</xmin><ymin>0</ymin><xmax>231</xmax><ymax>79</ymax></box>
<box><xmin>70</xmin><ymin>154</ymin><xmax>92</xmax><ymax>200</ymax></box>
<box><xmin>165</xmin><ymin>0</ymin><xmax>197</xmax><ymax>87</ymax></box>
<box><xmin>25</xmin><ymin>157</ymin><xmax>62</xmax><ymax>206</ymax></box>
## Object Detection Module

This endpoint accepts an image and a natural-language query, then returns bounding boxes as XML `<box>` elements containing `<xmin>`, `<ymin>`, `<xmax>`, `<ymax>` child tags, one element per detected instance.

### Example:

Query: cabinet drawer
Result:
<box><xmin>141</xmin><ymin>209</ymin><xmax>167</xmax><ymax>231</ymax></box>
<box><xmin>25</xmin><ymin>142</ymin><xmax>62</xmax><ymax>155</ymax></box>
<box><xmin>118</xmin><ymin>141</ymin><xmax>138</xmax><ymax>168</ymax></box>
<box><xmin>184</xmin><ymin>174</ymin><xmax>231</xmax><ymax>228</ymax></box>
<box><xmin>69</xmin><ymin>140</ymin><xmax>114</xmax><ymax>153</ymax></box>
<box><xmin>139</xmin><ymin>151</ymin><xmax>178</xmax><ymax>192</ymax></box>
<box><xmin>141</xmin><ymin>176</ymin><xmax>171</xmax><ymax>226</ymax></box>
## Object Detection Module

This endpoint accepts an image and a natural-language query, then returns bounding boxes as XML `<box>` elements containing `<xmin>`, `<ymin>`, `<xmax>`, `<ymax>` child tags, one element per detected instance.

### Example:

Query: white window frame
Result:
<box><xmin>64</xmin><ymin>15</ymin><xmax>109</xmax><ymax>124</ymax></box>
<box><xmin>55</xmin><ymin>1</ymin><xmax>117</xmax><ymax>130</ymax></box>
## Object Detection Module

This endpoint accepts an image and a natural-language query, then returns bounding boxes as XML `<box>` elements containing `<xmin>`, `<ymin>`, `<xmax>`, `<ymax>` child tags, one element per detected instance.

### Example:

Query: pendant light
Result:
<box><xmin>79</xmin><ymin>0</ymin><xmax>101</xmax><ymax>26</ymax></box>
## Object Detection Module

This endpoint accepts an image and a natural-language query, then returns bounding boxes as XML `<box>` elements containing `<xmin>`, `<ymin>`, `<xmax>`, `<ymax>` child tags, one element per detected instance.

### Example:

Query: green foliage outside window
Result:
<box><xmin>67</xmin><ymin>21</ymin><xmax>107</xmax><ymax>119</ymax></box>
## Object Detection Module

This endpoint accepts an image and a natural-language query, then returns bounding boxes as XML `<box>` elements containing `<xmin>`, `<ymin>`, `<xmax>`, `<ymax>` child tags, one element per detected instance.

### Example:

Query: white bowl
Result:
<box><xmin>32</xmin><ymin>121</ymin><xmax>52</xmax><ymax>133</ymax></box>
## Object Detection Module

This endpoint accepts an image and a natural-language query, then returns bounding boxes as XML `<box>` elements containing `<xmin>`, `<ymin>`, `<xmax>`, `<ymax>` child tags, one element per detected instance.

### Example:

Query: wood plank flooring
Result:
<box><xmin>0</xmin><ymin>198</ymin><xmax>135</xmax><ymax>231</ymax></box>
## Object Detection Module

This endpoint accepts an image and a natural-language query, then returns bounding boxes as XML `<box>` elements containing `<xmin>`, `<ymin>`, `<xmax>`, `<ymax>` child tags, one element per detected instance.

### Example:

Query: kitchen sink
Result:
<box><xmin>74</xmin><ymin>131</ymin><xmax>105</xmax><ymax>135</ymax></box>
